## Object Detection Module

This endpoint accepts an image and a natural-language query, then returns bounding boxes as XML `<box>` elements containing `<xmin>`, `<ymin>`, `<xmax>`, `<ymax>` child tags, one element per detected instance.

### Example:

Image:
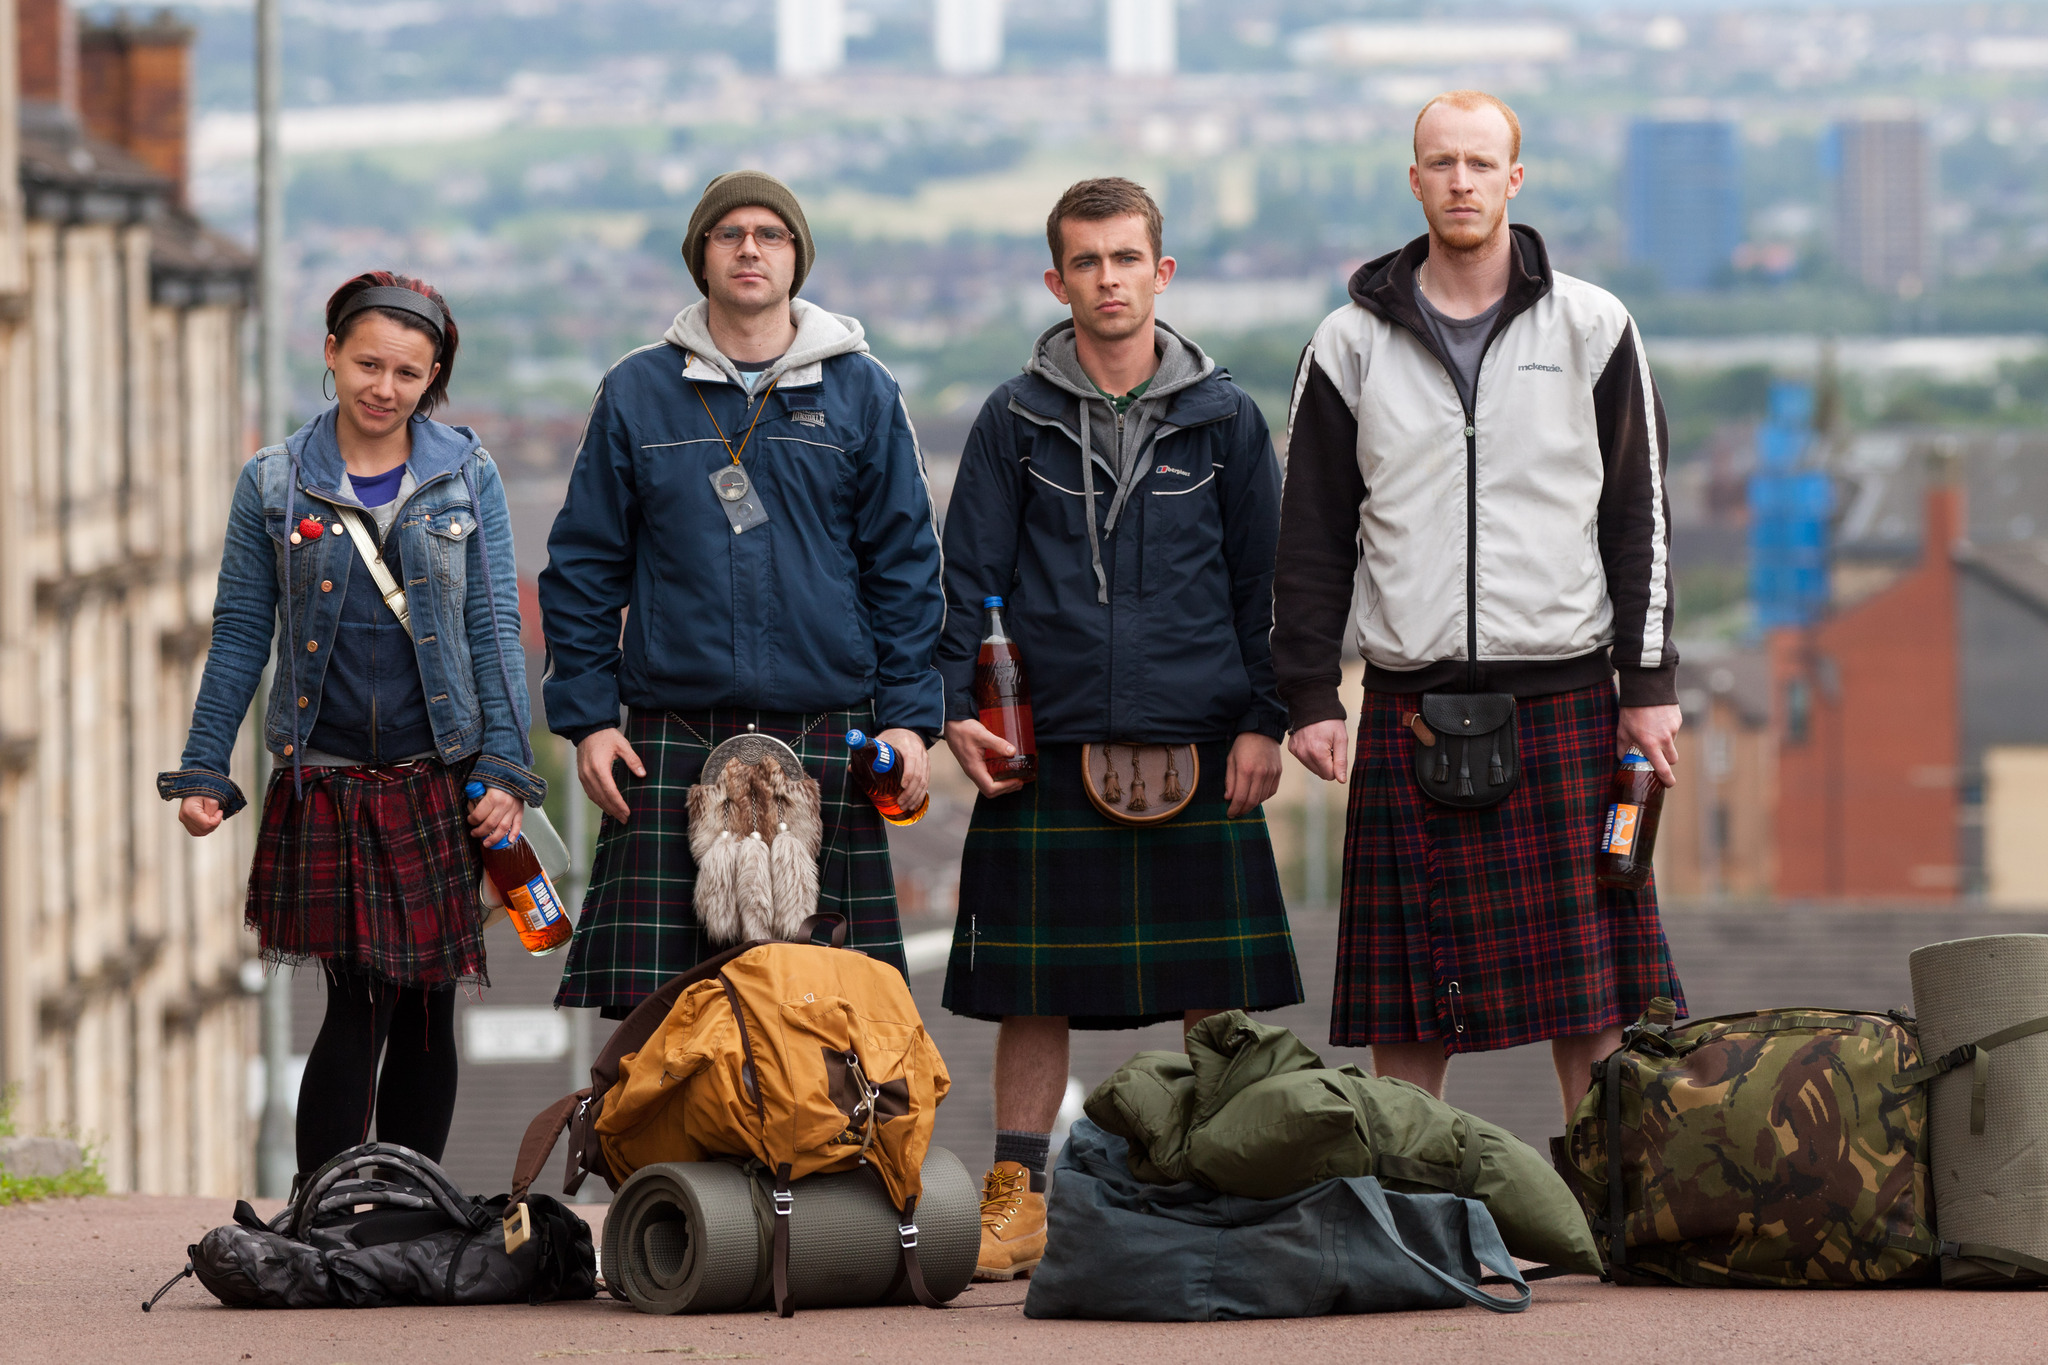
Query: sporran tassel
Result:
<box><xmin>1161</xmin><ymin>748</ymin><xmax>1184</xmax><ymax>804</ymax></box>
<box><xmin>687</xmin><ymin>783</ymin><xmax>742</xmax><ymax>945</ymax></box>
<box><xmin>1457</xmin><ymin>750</ymin><xmax>1473</xmax><ymax>798</ymax></box>
<box><xmin>764</xmin><ymin>764</ymin><xmax>823</xmax><ymax>939</ymax></box>
<box><xmin>734</xmin><ymin>829</ymin><xmax>774</xmax><ymax>942</ymax></box>
<box><xmin>1101</xmin><ymin>744</ymin><xmax>1122</xmax><ymax>803</ymax></box>
<box><xmin>1489</xmin><ymin>734</ymin><xmax>1504</xmax><ymax>786</ymax></box>
<box><xmin>1126</xmin><ymin>751</ymin><xmax>1149</xmax><ymax>813</ymax></box>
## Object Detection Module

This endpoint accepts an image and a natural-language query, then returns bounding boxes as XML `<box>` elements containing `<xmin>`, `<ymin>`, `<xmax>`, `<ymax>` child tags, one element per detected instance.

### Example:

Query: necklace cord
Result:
<box><xmin>695</xmin><ymin>374</ymin><xmax>779</xmax><ymax>468</ymax></box>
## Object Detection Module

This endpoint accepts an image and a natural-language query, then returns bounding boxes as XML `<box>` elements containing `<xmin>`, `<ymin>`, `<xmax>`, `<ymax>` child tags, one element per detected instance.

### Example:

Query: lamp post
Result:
<box><xmin>254</xmin><ymin>0</ymin><xmax>294</xmax><ymax>1200</ymax></box>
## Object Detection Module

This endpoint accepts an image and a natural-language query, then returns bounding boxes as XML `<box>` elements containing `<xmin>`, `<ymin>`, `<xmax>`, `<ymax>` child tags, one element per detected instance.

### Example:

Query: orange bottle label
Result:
<box><xmin>1603</xmin><ymin>803</ymin><xmax>1641</xmax><ymax>855</ymax></box>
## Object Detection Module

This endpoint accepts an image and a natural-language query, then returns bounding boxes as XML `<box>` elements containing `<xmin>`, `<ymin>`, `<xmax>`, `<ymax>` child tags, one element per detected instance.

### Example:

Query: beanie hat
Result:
<box><xmin>683</xmin><ymin>170</ymin><xmax>815</xmax><ymax>298</ymax></box>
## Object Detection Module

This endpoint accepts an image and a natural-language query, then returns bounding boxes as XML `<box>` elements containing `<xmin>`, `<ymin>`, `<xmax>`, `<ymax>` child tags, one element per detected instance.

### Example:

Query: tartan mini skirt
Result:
<box><xmin>1333</xmin><ymin>681</ymin><xmax>1686</xmax><ymax>1055</ymax></box>
<box><xmin>247</xmin><ymin>758</ymin><xmax>487</xmax><ymax>988</ymax></box>
<box><xmin>553</xmin><ymin>706</ymin><xmax>907</xmax><ymax>1015</ymax></box>
<box><xmin>943</xmin><ymin>740</ymin><xmax>1304</xmax><ymax>1030</ymax></box>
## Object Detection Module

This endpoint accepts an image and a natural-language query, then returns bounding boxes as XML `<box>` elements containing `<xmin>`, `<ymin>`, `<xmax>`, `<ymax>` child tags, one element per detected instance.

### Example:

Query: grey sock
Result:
<box><xmin>993</xmin><ymin>1128</ymin><xmax>1051</xmax><ymax>1183</ymax></box>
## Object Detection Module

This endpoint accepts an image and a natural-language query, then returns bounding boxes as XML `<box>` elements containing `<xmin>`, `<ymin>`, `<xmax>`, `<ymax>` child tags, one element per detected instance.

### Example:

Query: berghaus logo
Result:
<box><xmin>1156</xmin><ymin>464</ymin><xmax>1191</xmax><ymax>476</ymax></box>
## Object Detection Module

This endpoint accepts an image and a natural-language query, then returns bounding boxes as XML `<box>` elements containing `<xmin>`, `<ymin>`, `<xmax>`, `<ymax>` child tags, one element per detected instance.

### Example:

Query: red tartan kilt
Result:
<box><xmin>1333</xmin><ymin>681</ymin><xmax>1685</xmax><ymax>1054</ymax></box>
<box><xmin>247</xmin><ymin>759</ymin><xmax>488</xmax><ymax>987</ymax></box>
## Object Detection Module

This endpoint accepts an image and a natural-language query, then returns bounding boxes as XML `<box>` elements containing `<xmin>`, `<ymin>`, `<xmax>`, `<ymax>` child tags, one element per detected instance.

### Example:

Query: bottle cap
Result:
<box><xmin>982</xmin><ymin>595</ymin><xmax>1004</xmax><ymax>609</ymax></box>
<box><xmin>1620</xmin><ymin>747</ymin><xmax>1653</xmax><ymax>770</ymax></box>
<box><xmin>490</xmin><ymin>835</ymin><xmax>516</xmax><ymax>850</ymax></box>
<box><xmin>464</xmin><ymin>780</ymin><xmax>485</xmax><ymax>799</ymax></box>
<box><xmin>845</xmin><ymin>729</ymin><xmax>867</xmax><ymax>748</ymax></box>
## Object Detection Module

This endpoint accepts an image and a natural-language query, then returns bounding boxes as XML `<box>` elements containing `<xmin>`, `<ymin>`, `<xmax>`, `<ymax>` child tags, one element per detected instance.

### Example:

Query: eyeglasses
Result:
<box><xmin>706</xmin><ymin>224</ymin><xmax>793</xmax><ymax>250</ymax></box>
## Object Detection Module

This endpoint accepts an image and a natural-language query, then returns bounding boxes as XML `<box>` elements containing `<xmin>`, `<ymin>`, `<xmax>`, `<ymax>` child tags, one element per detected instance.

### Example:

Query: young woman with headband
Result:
<box><xmin>159</xmin><ymin>271</ymin><xmax>541</xmax><ymax>1182</ymax></box>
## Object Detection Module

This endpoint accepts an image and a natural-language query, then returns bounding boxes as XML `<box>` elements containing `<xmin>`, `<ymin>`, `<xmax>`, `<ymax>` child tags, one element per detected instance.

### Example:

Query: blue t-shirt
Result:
<box><xmin>352</xmin><ymin>463</ymin><xmax>407</xmax><ymax>507</ymax></box>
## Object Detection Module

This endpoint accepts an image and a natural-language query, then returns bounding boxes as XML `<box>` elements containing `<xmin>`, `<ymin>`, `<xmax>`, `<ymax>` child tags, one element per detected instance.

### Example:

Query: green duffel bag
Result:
<box><xmin>1562</xmin><ymin>997</ymin><xmax>1939</xmax><ymax>1288</ymax></box>
<box><xmin>1085</xmin><ymin>1012</ymin><xmax>1602</xmax><ymax>1276</ymax></box>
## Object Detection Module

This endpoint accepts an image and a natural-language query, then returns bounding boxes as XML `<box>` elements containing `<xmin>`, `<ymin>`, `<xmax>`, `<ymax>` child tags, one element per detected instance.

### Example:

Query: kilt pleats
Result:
<box><xmin>553</xmin><ymin>706</ymin><xmax>907</xmax><ymax>1012</ymax></box>
<box><xmin>1332</xmin><ymin>681</ymin><xmax>1685</xmax><ymax>1054</ymax></box>
<box><xmin>247</xmin><ymin>758</ymin><xmax>487</xmax><ymax>988</ymax></box>
<box><xmin>943</xmin><ymin>740</ymin><xmax>1303</xmax><ymax>1030</ymax></box>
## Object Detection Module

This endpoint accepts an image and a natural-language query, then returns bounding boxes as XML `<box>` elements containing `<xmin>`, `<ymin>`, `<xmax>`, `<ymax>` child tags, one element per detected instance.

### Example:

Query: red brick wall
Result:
<box><xmin>17</xmin><ymin>0</ymin><xmax>76</xmax><ymax>108</ymax></box>
<box><xmin>1772</xmin><ymin>486</ymin><xmax>1962</xmax><ymax>897</ymax></box>
<box><xmin>78</xmin><ymin>17</ymin><xmax>192</xmax><ymax>201</ymax></box>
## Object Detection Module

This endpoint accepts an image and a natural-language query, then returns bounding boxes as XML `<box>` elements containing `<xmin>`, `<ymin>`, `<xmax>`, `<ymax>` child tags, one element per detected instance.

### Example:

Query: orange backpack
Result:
<box><xmin>512</xmin><ymin>915</ymin><xmax>950</xmax><ymax>1313</ymax></box>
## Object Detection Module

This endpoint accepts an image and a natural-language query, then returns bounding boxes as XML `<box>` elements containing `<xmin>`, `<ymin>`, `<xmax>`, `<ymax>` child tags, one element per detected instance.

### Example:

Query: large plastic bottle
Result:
<box><xmin>845</xmin><ymin>729</ymin><xmax>929</xmax><ymax>826</ymax></box>
<box><xmin>466</xmin><ymin>780</ymin><xmax>573</xmax><ymax>955</ymax></box>
<box><xmin>973</xmin><ymin>595</ymin><xmax>1037</xmax><ymax>783</ymax></box>
<box><xmin>1594</xmin><ymin>748</ymin><xmax>1665</xmax><ymax>890</ymax></box>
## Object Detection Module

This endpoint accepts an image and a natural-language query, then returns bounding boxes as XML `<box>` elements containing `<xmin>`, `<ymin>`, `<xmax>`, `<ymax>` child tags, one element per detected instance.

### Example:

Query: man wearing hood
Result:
<box><xmin>540</xmin><ymin>171</ymin><xmax>943</xmax><ymax>1014</ymax></box>
<box><xmin>936</xmin><ymin>178</ymin><xmax>1303</xmax><ymax>1282</ymax></box>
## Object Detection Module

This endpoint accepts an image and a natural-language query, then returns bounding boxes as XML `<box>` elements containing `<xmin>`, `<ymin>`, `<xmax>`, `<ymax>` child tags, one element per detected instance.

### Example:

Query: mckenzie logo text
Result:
<box><xmin>1518</xmin><ymin>363</ymin><xmax>1563</xmax><ymax>373</ymax></box>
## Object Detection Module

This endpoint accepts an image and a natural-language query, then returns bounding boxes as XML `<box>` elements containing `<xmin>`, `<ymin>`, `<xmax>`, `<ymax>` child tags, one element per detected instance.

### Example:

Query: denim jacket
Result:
<box><xmin>157</xmin><ymin>410</ymin><xmax>545</xmax><ymax>817</ymax></box>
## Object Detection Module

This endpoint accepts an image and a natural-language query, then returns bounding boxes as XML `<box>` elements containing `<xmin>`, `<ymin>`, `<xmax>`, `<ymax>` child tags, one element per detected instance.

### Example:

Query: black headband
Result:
<box><xmin>335</xmin><ymin>285</ymin><xmax>447</xmax><ymax>341</ymax></box>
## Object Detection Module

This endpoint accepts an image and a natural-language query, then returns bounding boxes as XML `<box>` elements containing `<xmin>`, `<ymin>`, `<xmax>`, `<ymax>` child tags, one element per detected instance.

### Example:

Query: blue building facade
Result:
<box><xmin>1625</xmin><ymin>119</ymin><xmax>1743</xmax><ymax>292</ymax></box>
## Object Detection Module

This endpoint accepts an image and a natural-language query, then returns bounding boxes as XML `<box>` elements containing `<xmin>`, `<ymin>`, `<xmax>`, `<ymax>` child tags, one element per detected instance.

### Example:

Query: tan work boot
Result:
<box><xmin>974</xmin><ymin>1161</ymin><xmax>1046</xmax><ymax>1281</ymax></box>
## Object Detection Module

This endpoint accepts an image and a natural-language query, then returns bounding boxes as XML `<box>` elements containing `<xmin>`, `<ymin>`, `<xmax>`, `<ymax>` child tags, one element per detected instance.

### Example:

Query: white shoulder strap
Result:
<box><xmin>337</xmin><ymin>506</ymin><xmax>413</xmax><ymax>639</ymax></box>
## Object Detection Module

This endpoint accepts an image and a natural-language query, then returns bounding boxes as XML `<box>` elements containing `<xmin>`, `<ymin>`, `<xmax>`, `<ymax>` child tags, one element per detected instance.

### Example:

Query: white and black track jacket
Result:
<box><xmin>1273</xmin><ymin>225</ymin><xmax>1677</xmax><ymax>729</ymax></box>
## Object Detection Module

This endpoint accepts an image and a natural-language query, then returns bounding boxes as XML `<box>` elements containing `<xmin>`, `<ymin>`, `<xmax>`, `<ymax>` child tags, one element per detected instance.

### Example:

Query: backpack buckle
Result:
<box><xmin>898</xmin><ymin>1222</ymin><xmax>918</xmax><ymax>1250</ymax></box>
<box><xmin>773</xmin><ymin>1189</ymin><xmax>793</xmax><ymax>1218</ymax></box>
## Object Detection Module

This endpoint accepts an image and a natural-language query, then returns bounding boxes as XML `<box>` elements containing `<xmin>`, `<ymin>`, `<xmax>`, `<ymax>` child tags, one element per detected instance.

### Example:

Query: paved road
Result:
<box><xmin>9</xmin><ymin>1193</ymin><xmax>2048</xmax><ymax>1365</ymax></box>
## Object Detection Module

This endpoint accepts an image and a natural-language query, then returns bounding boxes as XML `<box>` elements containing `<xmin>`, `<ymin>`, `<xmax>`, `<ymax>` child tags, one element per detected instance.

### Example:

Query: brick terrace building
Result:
<box><xmin>0</xmin><ymin>0</ymin><xmax>256</xmax><ymax>1193</ymax></box>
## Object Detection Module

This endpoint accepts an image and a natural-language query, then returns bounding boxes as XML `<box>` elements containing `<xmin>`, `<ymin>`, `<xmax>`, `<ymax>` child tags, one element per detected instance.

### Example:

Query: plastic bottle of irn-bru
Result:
<box><xmin>845</xmin><ymin>729</ymin><xmax>929</xmax><ymax>826</ymax></box>
<box><xmin>1595</xmin><ymin>747</ymin><xmax>1665</xmax><ymax>890</ymax></box>
<box><xmin>466</xmin><ymin>780</ymin><xmax>573</xmax><ymax>955</ymax></box>
<box><xmin>973</xmin><ymin>595</ymin><xmax>1038</xmax><ymax>783</ymax></box>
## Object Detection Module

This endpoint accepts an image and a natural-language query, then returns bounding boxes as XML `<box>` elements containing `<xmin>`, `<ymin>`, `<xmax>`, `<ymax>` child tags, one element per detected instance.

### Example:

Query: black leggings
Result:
<box><xmin>296</xmin><ymin>963</ymin><xmax>459</xmax><ymax>1175</ymax></box>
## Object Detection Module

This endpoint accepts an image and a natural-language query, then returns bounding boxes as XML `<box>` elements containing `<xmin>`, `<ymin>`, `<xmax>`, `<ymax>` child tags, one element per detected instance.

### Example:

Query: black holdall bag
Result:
<box><xmin>1406</xmin><ymin>692</ymin><xmax>1520</xmax><ymax>810</ymax></box>
<box><xmin>141</xmin><ymin>1142</ymin><xmax>598</xmax><ymax>1312</ymax></box>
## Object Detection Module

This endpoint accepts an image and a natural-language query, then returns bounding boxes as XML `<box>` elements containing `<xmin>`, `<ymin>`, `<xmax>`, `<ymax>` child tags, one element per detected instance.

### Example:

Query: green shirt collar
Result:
<box><xmin>1088</xmin><ymin>375</ymin><xmax>1151</xmax><ymax>416</ymax></box>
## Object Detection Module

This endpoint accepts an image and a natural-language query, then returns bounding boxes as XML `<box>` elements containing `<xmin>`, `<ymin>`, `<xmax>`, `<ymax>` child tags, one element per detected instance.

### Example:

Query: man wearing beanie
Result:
<box><xmin>541</xmin><ymin>171</ymin><xmax>944</xmax><ymax>1012</ymax></box>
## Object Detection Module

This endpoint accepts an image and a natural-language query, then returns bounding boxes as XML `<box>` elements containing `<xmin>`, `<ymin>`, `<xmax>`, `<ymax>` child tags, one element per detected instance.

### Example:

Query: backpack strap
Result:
<box><xmin>895</xmin><ymin>1194</ymin><xmax>946</xmax><ymax>1309</ymax></box>
<box><xmin>511</xmin><ymin>1089</ymin><xmax>590</xmax><ymax>1204</ymax></box>
<box><xmin>1603</xmin><ymin>1050</ymin><xmax>1628</xmax><ymax>1271</ymax></box>
<box><xmin>1942</xmin><ymin>1239</ymin><xmax>2048</xmax><ymax>1281</ymax></box>
<box><xmin>797</xmin><ymin>911</ymin><xmax>848</xmax><ymax>948</ymax></box>
<box><xmin>772</xmin><ymin>1162</ymin><xmax>795</xmax><ymax>1318</ymax></box>
<box><xmin>1892</xmin><ymin>1014</ymin><xmax>2048</xmax><ymax>1135</ymax></box>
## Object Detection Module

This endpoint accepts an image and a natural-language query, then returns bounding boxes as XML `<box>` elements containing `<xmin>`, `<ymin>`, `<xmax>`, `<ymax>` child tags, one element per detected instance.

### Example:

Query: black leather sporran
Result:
<box><xmin>1409</xmin><ymin>692</ymin><xmax>1520</xmax><ymax>809</ymax></box>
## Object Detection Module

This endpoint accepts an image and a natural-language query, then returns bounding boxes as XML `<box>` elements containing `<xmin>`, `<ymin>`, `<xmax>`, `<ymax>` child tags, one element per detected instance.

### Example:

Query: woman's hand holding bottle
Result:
<box><xmin>466</xmin><ymin>783</ymin><xmax>524</xmax><ymax>846</ymax></box>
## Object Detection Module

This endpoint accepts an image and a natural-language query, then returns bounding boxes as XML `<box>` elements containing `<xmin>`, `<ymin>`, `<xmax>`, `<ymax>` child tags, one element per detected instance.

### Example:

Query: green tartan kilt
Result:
<box><xmin>942</xmin><ymin>740</ymin><xmax>1304</xmax><ymax>1029</ymax></box>
<box><xmin>553</xmin><ymin>705</ymin><xmax>906</xmax><ymax>1014</ymax></box>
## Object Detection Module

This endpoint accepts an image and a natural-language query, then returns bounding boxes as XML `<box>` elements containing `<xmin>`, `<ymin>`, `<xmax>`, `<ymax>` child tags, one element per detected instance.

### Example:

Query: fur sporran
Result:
<box><xmin>686</xmin><ymin>733</ymin><xmax>824</xmax><ymax>946</ymax></box>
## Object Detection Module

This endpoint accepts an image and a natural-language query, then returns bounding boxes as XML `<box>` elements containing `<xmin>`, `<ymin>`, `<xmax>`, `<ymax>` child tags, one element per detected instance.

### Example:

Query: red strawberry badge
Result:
<box><xmin>297</xmin><ymin>517</ymin><xmax>325</xmax><ymax>539</ymax></box>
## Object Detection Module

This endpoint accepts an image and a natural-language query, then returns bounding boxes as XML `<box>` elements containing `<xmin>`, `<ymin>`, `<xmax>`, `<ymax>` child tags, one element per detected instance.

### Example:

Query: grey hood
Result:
<box><xmin>1027</xmin><ymin>319</ymin><xmax>1215</xmax><ymax>603</ymax></box>
<box><xmin>662</xmin><ymin>297</ymin><xmax>870</xmax><ymax>387</ymax></box>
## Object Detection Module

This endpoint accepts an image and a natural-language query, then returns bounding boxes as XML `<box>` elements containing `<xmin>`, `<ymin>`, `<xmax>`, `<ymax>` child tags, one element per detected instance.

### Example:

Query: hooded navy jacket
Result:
<box><xmin>937</xmin><ymin>322</ymin><xmax>1286</xmax><ymax>746</ymax></box>
<box><xmin>540</xmin><ymin>300</ymin><xmax>945</xmax><ymax>741</ymax></box>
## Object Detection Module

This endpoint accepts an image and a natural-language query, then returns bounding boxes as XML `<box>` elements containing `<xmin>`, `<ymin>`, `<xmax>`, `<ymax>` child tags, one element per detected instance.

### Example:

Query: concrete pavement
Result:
<box><xmin>7</xmin><ymin>1192</ymin><xmax>2048</xmax><ymax>1364</ymax></box>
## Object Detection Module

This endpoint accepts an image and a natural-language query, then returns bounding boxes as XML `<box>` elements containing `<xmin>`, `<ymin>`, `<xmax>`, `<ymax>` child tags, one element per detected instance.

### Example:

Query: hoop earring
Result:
<box><xmin>322</xmin><ymin>369</ymin><xmax>336</xmax><ymax>401</ymax></box>
<box><xmin>411</xmin><ymin>410</ymin><xmax>429</xmax><ymax>425</ymax></box>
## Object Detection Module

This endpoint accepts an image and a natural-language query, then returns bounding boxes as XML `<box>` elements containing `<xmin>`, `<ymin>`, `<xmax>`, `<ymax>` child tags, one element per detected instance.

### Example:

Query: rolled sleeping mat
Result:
<box><xmin>1909</xmin><ymin>934</ymin><xmax>2048</xmax><ymax>1287</ymax></box>
<box><xmin>604</xmin><ymin>1158</ymin><xmax>763</xmax><ymax>1313</ymax></box>
<box><xmin>605</xmin><ymin>1145</ymin><xmax>980</xmax><ymax>1315</ymax></box>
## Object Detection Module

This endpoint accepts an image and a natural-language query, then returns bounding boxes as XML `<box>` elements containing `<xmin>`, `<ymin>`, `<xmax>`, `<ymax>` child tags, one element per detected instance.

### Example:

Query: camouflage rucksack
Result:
<box><xmin>1561</xmin><ymin>998</ymin><xmax>1939</xmax><ymax>1288</ymax></box>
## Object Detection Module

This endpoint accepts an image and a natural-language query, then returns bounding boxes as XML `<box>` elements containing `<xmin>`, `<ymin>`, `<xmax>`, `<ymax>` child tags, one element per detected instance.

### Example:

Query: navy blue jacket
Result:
<box><xmin>540</xmin><ymin>303</ymin><xmax>945</xmax><ymax>741</ymax></box>
<box><xmin>937</xmin><ymin>363</ymin><xmax>1287</xmax><ymax>745</ymax></box>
